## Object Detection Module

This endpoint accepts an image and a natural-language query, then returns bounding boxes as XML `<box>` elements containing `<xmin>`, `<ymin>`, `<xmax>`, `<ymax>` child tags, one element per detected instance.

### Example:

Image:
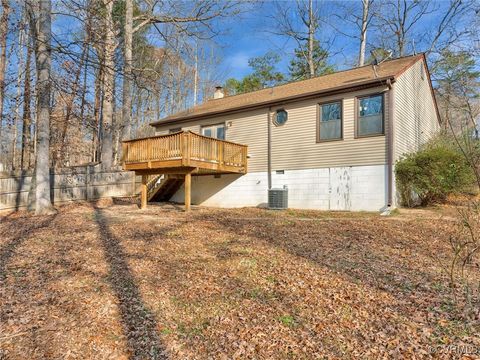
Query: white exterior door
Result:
<box><xmin>329</xmin><ymin>167</ymin><xmax>352</xmax><ymax>210</ymax></box>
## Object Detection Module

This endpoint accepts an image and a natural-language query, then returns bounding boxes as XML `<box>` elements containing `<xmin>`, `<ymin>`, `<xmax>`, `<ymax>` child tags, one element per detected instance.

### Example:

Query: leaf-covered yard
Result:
<box><xmin>0</xmin><ymin>202</ymin><xmax>478</xmax><ymax>359</ymax></box>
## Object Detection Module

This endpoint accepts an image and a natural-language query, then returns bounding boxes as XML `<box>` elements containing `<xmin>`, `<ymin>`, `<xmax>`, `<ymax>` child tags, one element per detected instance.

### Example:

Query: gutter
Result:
<box><xmin>386</xmin><ymin>78</ymin><xmax>395</xmax><ymax>208</ymax></box>
<box><xmin>267</xmin><ymin>107</ymin><xmax>272</xmax><ymax>189</ymax></box>
<box><xmin>150</xmin><ymin>76</ymin><xmax>395</xmax><ymax>127</ymax></box>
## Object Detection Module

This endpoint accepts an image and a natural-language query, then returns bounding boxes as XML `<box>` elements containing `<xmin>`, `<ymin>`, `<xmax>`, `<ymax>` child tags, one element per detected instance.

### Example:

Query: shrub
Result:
<box><xmin>395</xmin><ymin>136</ymin><xmax>475</xmax><ymax>207</ymax></box>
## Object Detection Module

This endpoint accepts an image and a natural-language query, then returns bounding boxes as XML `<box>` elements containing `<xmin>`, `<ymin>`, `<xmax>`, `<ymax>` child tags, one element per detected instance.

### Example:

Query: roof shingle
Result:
<box><xmin>151</xmin><ymin>54</ymin><xmax>423</xmax><ymax>125</ymax></box>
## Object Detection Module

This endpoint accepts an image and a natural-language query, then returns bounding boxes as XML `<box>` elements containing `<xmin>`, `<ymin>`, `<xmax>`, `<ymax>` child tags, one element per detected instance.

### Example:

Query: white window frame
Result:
<box><xmin>201</xmin><ymin>123</ymin><xmax>226</xmax><ymax>140</ymax></box>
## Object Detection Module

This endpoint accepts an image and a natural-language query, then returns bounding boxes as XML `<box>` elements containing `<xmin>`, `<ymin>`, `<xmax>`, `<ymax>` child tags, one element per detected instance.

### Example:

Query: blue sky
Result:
<box><xmin>3</xmin><ymin>0</ymin><xmax>476</xmax><ymax>119</ymax></box>
<box><xmin>207</xmin><ymin>0</ymin><xmax>474</xmax><ymax>82</ymax></box>
<box><xmin>214</xmin><ymin>1</ymin><xmax>361</xmax><ymax>80</ymax></box>
<box><xmin>11</xmin><ymin>0</ymin><xmax>465</xmax><ymax>84</ymax></box>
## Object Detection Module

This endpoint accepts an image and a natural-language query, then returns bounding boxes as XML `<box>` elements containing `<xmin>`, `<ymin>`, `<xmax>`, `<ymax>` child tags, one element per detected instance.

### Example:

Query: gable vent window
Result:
<box><xmin>274</xmin><ymin>109</ymin><xmax>288</xmax><ymax>126</ymax></box>
<box><xmin>318</xmin><ymin>100</ymin><xmax>342</xmax><ymax>141</ymax></box>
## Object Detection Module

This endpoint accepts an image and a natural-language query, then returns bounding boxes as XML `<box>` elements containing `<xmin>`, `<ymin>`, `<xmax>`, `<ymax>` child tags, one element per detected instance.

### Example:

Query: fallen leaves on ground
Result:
<box><xmin>0</xmin><ymin>202</ymin><xmax>478</xmax><ymax>359</ymax></box>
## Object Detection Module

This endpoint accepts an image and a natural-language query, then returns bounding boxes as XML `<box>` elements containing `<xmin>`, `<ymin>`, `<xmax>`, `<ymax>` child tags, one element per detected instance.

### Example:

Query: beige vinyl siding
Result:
<box><xmin>393</xmin><ymin>60</ymin><xmax>440</xmax><ymax>161</ymax></box>
<box><xmin>153</xmin><ymin>86</ymin><xmax>390</xmax><ymax>172</ymax></box>
<box><xmin>270</xmin><ymin>87</ymin><xmax>389</xmax><ymax>170</ymax></box>
<box><xmin>154</xmin><ymin>109</ymin><xmax>268</xmax><ymax>172</ymax></box>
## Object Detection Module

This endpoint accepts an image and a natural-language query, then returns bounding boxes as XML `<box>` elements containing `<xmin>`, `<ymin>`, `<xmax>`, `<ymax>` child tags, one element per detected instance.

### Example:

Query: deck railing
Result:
<box><xmin>122</xmin><ymin>131</ymin><xmax>248</xmax><ymax>173</ymax></box>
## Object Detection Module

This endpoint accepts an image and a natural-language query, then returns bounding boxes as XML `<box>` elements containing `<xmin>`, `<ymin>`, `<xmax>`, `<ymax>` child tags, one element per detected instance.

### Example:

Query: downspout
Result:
<box><xmin>386</xmin><ymin>79</ymin><xmax>395</xmax><ymax>208</ymax></box>
<box><xmin>267</xmin><ymin>106</ymin><xmax>272</xmax><ymax>189</ymax></box>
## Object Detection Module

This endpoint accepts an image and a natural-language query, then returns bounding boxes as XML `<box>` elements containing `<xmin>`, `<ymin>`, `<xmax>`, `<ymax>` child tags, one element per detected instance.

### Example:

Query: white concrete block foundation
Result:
<box><xmin>170</xmin><ymin>165</ymin><xmax>389</xmax><ymax>211</ymax></box>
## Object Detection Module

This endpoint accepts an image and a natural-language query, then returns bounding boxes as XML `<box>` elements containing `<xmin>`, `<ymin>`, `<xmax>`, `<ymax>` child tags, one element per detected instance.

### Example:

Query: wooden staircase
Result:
<box><xmin>147</xmin><ymin>175</ymin><xmax>184</xmax><ymax>202</ymax></box>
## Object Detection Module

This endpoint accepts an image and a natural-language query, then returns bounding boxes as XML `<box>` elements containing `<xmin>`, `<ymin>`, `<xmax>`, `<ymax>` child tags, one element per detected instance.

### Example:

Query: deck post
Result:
<box><xmin>141</xmin><ymin>174</ymin><xmax>147</xmax><ymax>209</ymax></box>
<box><xmin>184</xmin><ymin>172</ymin><xmax>191</xmax><ymax>212</ymax></box>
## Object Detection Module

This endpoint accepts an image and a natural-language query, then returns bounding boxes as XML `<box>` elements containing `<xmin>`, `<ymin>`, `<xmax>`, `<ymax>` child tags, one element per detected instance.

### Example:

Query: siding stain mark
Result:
<box><xmin>329</xmin><ymin>167</ymin><xmax>352</xmax><ymax>211</ymax></box>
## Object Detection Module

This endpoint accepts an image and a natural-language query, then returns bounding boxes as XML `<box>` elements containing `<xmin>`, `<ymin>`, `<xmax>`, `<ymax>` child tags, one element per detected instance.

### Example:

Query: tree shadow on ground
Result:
<box><xmin>0</xmin><ymin>214</ymin><xmax>57</xmax><ymax>281</ymax></box>
<box><xmin>196</xmin><ymin>212</ymin><xmax>446</xmax><ymax>301</ymax></box>
<box><xmin>93</xmin><ymin>205</ymin><xmax>167</xmax><ymax>359</ymax></box>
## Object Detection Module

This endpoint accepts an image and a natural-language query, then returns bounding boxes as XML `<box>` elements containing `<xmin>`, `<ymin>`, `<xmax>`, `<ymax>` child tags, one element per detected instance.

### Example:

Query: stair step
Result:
<box><xmin>150</xmin><ymin>177</ymin><xmax>184</xmax><ymax>202</ymax></box>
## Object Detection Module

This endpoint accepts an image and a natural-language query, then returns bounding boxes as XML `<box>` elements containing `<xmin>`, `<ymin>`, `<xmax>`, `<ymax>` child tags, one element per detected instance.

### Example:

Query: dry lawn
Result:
<box><xmin>0</xmin><ymin>201</ymin><xmax>478</xmax><ymax>359</ymax></box>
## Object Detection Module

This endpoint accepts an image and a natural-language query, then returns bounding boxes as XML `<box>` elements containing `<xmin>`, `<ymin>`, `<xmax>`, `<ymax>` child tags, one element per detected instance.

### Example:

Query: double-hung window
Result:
<box><xmin>201</xmin><ymin>123</ymin><xmax>225</xmax><ymax>140</ymax></box>
<box><xmin>318</xmin><ymin>100</ymin><xmax>342</xmax><ymax>141</ymax></box>
<box><xmin>357</xmin><ymin>94</ymin><xmax>384</xmax><ymax>137</ymax></box>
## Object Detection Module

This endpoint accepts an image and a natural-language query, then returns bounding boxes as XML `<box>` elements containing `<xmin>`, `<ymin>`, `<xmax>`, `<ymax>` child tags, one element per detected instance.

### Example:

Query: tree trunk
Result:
<box><xmin>30</xmin><ymin>0</ymin><xmax>55</xmax><ymax>214</ymax></box>
<box><xmin>100</xmin><ymin>0</ymin><xmax>115</xmax><ymax>170</ymax></box>
<box><xmin>58</xmin><ymin>43</ymin><xmax>87</xmax><ymax>167</ymax></box>
<box><xmin>193</xmin><ymin>41</ymin><xmax>198</xmax><ymax>106</ymax></box>
<box><xmin>121</xmin><ymin>0</ymin><xmax>133</xmax><ymax>141</ymax></box>
<box><xmin>21</xmin><ymin>31</ymin><xmax>32</xmax><ymax>170</ymax></box>
<box><xmin>0</xmin><ymin>0</ymin><xmax>11</xmax><ymax>140</ymax></box>
<box><xmin>135</xmin><ymin>87</ymin><xmax>141</xmax><ymax>131</ymax></box>
<box><xmin>92</xmin><ymin>63</ymin><xmax>104</xmax><ymax>162</ymax></box>
<box><xmin>112</xmin><ymin>75</ymin><xmax>119</xmax><ymax>165</ymax></box>
<box><xmin>13</xmin><ymin>13</ymin><xmax>27</xmax><ymax>170</ymax></box>
<box><xmin>307</xmin><ymin>0</ymin><xmax>315</xmax><ymax>78</ymax></box>
<box><xmin>358</xmin><ymin>0</ymin><xmax>369</xmax><ymax>66</ymax></box>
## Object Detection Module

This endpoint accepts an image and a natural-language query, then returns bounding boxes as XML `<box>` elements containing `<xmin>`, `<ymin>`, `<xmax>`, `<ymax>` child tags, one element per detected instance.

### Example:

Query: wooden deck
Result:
<box><xmin>122</xmin><ymin>131</ymin><xmax>248</xmax><ymax>175</ymax></box>
<box><xmin>121</xmin><ymin>131</ymin><xmax>248</xmax><ymax>211</ymax></box>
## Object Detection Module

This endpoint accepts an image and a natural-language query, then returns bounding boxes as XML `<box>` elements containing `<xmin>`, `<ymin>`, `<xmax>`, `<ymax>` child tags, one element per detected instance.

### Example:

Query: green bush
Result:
<box><xmin>395</xmin><ymin>136</ymin><xmax>475</xmax><ymax>207</ymax></box>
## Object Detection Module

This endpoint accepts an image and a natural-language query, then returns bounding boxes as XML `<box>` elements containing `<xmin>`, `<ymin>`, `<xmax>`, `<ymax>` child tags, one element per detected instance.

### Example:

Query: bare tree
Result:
<box><xmin>92</xmin><ymin>63</ymin><xmax>103</xmax><ymax>163</ymax></box>
<box><xmin>373</xmin><ymin>0</ymin><xmax>433</xmax><ymax>57</ymax></box>
<box><xmin>28</xmin><ymin>0</ymin><xmax>55</xmax><ymax>215</ymax></box>
<box><xmin>307</xmin><ymin>0</ymin><xmax>315</xmax><ymax>77</ymax></box>
<box><xmin>57</xmin><ymin>43</ymin><xmax>88</xmax><ymax>167</ymax></box>
<box><xmin>193</xmin><ymin>40</ymin><xmax>198</xmax><ymax>106</ymax></box>
<box><xmin>99</xmin><ymin>0</ymin><xmax>116</xmax><ymax>170</ymax></box>
<box><xmin>328</xmin><ymin>0</ymin><xmax>375</xmax><ymax>66</ymax></box>
<box><xmin>373</xmin><ymin>0</ymin><xmax>473</xmax><ymax>59</ymax></box>
<box><xmin>12</xmin><ymin>11</ymin><xmax>27</xmax><ymax>170</ymax></box>
<box><xmin>0</xmin><ymin>0</ymin><xmax>10</xmax><ymax>138</ymax></box>
<box><xmin>20</xmin><ymin>29</ymin><xmax>32</xmax><ymax>170</ymax></box>
<box><xmin>121</xmin><ymin>0</ymin><xmax>133</xmax><ymax>140</ymax></box>
<box><xmin>358</xmin><ymin>0</ymin><xmax>371</xmax><ymax>66</ymax></box>
<box><xmin>269</xmin><ymin>0</ymin><xmax>321</xmax><ymax>78</ymax></box>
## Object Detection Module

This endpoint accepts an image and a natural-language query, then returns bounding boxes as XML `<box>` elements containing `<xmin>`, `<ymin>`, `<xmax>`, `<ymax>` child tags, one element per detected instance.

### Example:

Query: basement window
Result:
<box><xmin>276</xmin><ymin>170</ymin><xmax>285</xmax><ymax>174</ymax></box>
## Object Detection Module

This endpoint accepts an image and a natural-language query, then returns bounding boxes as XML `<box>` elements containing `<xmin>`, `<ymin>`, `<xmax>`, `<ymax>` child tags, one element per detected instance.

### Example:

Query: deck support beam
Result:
<box><xmin>184</xmin><ymin>172</ymin><xmax>191</xmax><ymax>212</ymax></box>
<box><xmin>141</xmin><ymin>175</ymin><xmax>148</xmax><ymax>209</ymax></box>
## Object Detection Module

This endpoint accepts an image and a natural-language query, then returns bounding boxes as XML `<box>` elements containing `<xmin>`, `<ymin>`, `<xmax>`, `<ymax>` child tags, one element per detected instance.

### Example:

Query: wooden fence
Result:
<box><xmin>0</xmin><ymin>165</ymin><xmax>140</xmax><ymax>211</ymax></box>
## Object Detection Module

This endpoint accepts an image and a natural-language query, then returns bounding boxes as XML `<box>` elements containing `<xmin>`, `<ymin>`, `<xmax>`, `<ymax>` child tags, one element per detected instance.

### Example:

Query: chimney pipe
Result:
<box><xmin>214</xmin><ymin>86</ymin><xmax>224</xmax><ymax>99</ymax></box>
